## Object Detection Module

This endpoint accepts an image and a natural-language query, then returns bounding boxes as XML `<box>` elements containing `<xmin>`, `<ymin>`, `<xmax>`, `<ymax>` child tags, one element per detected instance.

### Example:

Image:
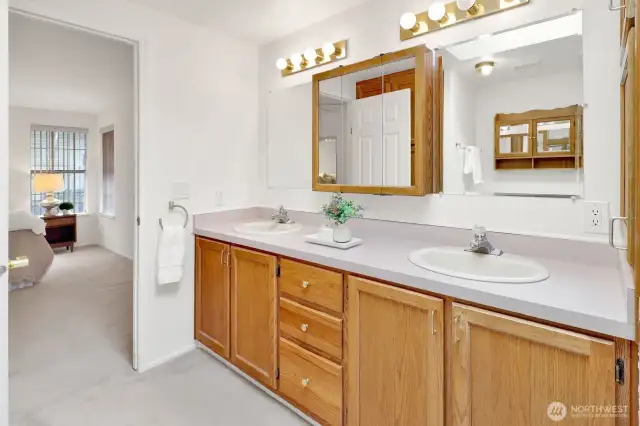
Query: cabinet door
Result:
<box><xmin>195</xmin><ymin>238</ymin><xmax>230</xmax><ymax>359</ymax></box>
<box><xmin>451</xmin><ymin>303</ymin><xmax>615</xmax><ymax>426</ymax></box>
<box><xmin>230</xmin><ymin>247</ymin><xmax>278</xmax><ymax>389</ymax></box>
<box><xmin>347</xmin><ymin>276</ymin><xmax>444</xmax><ymax>426</ymax></box>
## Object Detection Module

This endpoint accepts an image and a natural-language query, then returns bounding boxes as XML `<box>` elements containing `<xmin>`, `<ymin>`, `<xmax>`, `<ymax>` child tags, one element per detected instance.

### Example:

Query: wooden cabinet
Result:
<box><xmin>195</xmin><ymin>237</ymin><xmax>630</xmax><ymax>426</ymax></box>
<box><xmin>451</xmin><ymin>303</ymin><xmax>616</xmax><ymax>426</ymax></box>
<box><xmin>195</xmin><ymin>238</ymin><xmax>230</xmax><ymax>358</ymax></box>
<box><xmin>347</xmin><ymin>276</ymin><xmax>444</xmax><ymax>426</ymax></box>
<box><xmin>230</xmin><ymin>246</ymin><xmax>278</xmax><ymax>389</ymax></box>
<box><xmin>43</xmin><ymin>214</ymin><xmax>77</xmax><ymax>251</ymax></box>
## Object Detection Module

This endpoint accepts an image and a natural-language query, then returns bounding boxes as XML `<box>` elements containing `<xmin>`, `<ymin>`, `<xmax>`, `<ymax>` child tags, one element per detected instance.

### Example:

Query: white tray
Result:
<box><xmin>303</xmin><ymin>233</ymin><xmax>363</xmax><ymax>250</ymax></box>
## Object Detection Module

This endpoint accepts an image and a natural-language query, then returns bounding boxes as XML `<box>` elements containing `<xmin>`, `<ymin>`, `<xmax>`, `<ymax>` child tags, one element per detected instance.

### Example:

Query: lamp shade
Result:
<box><xmin>33</xmin><ymin>173</ymin><xmax>64</xmax><ymax>193</ymax></box>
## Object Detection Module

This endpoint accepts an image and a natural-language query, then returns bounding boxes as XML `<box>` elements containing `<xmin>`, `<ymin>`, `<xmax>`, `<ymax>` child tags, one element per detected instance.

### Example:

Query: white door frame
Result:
<box><xmin>7</xmin><ymin>7</ymin><xmax>142</xmax><ymax>371</ymax></box>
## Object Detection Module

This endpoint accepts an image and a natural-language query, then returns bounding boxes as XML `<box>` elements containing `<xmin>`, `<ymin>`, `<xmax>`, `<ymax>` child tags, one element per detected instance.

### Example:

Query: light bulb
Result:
<box><xmin>428</xmin><ymin>2</ymin><xmax>447</xmax><ymax>22</ymax></box>
<box><xmin>322</xmin><ymin>42</ymin><xmax>337</xmax><ymax>57</ymax></box>
<box><xmin>290</xmin><ymin>53</ymin><xmax>305</xmax><ymax>67</ymax></box>
<box><xmin>400</xmin><ymin>12</ymin><xmax>419</xmax><ymax>31</ymax></box>
<box><xmin>304</xmin><ymin>48</ymin><xmax>319</xmax><ymax>63</ymax></box>
<box><xmin>457</xmin><ymin>0</ymin><xmax>479</xmax><ymax>13</ymax></box>
<box><xmin>276</xmin><ymin>57</ymin><xmax>290</xmax><ymax>70</ymax></box>
<box><xmin>475</xmin><ymin>61</ymin><xmax>495</xmax><ymax>76</ymax></box>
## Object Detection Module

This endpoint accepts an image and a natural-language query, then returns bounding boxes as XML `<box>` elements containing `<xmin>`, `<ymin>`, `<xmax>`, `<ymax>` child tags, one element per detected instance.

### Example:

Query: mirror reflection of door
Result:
<box><xmin>536</xmin><ymin>119</ymin><xmax>572</xmax><ymax>153</ymax></box>
<box><xmin>498</xmin><ymin>123</ymin><xmax>529</xmax><ymax>155</ymax></box>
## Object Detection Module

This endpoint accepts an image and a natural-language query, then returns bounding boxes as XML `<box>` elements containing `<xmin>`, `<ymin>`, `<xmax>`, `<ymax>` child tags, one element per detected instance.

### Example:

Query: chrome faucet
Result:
<box><xmin>272</xmin><ymin>205</ymin><xmax>294</xmax><ymax>224</ymax></box>
<box><xmin>465</xmin><ymin>225</ymin><xmax>503</xmax><ymax>256</ymax></box>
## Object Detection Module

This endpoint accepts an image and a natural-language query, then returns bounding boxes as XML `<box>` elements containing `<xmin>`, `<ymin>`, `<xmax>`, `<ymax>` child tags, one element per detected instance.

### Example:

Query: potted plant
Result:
<box><xmin>59</xmin><ymin>202</ymin><xmax>74</xmax><ymax>215</ymax></box>
<box><xmin>321</xmin><ymin>193</ymin><xmax>364</xmax><ymax>243</ymax></box>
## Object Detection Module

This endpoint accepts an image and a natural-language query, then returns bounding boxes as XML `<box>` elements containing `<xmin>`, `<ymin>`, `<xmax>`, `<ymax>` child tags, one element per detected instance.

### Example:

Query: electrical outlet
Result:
<box><xmin>214</xmin><ymin>191</ymin><xmax>224</xmax><ymax>207</ymax></box>
<box><xmin>584</xmin><ymin>201</ymin><xmax>609</xmax><ymax>234</ymax></box>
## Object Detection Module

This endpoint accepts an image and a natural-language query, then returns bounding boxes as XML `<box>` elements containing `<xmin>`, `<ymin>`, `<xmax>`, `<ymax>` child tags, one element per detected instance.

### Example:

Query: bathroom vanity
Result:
<box><xmin>193</xmin><ymin>208</ymin><xmax>634</xmax><ymax>426</ymax></box>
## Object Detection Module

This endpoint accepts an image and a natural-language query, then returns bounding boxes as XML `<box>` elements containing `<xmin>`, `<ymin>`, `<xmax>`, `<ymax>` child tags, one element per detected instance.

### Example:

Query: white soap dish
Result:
<box><xmin>303</xmin><ymin>233</ymin><xmax>363</xmax><ymax>250</ymax></box>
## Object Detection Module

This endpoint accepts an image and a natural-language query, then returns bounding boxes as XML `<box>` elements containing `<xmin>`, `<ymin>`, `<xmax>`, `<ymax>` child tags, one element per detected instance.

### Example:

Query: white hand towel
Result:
<box><xmin>157</xmin><ymin>223</ymin><xmax>185</xmax><ymax>285</ymax></box>
<box><xmin>463</xmin><ymin>146</ymin><xmax>483</xmax><ymax>185</ymax></box>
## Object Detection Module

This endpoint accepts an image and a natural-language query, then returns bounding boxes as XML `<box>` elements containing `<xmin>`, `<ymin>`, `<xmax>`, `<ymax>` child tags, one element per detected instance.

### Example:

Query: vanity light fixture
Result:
<box><xmin>276</xmin><ymin>57</ymin><xmax>292</xmax><ymax>71</ymax></box>
<box><xmin>475</xmin><ymin>60</ymin><xmax>495</xmax><ymax>76</ymax></box>
<box><xmin>399</xmin><ymin>0</ymin><xmax>529</xmax><ymax>41</ymax></box>
<box><xmin>277</xmin><ymin>40</ymin><xmax>348</xmax><ymax>77</ymax></box>
<box><xmin>400</xmin><ymin>12</ymin><xmax>421</xmax><ymax>32</ymax></box>
<box><xmin>457</xmin><ymin>0</ymin><xmax>481</xmax><ymax>15</ymax></box>
<box><xmin>428</xmin><ymin>2</ymin><xmax>448</xmax><ymax>24</ymax></box>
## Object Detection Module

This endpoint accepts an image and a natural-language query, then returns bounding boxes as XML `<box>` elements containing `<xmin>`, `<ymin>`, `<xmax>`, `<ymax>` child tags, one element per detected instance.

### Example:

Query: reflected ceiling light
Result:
<box><xmin>303</xmin><ymin>48</ymin><xmax>322</xmax><ymax>63</ymax></box>
<box><xmin>475</xmin><ymin>60</ymin><xmax>495</xmax><ymax>76</ymax></box>
<box><xmin>290</xmin><ymin>53</ymin><xmax>306</xmax><ymax>68</ymax></box>
<box><xmin>457</xmin><ymin>0</ymin><xmax>480</xmax><ymax>15</ymax></box>
<box><xmin>400</xmin><ymin>12</ymin><xmax>420</xmax><ymax>32</ymax></box>
<box><xmin>275</xmin><ymin>57</ymin><xmax>292</xmax><ymax>71</ymax></box>
<box><xmin>428</xmin><ymin>2</ymin><xmax>448</xmax><ymax>24</ymax></box>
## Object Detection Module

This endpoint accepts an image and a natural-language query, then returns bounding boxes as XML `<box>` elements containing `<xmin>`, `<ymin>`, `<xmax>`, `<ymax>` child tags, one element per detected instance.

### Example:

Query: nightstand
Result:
<box><xmin>43</xmin><ymin>214</ymin><xmax>77</xmax><ymax>252</ymax></box>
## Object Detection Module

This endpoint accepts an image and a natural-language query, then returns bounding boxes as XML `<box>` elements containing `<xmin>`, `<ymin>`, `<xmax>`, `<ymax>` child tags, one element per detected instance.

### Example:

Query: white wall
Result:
<box><xmin>8</xmin><ymin>106</ymin><xmax>101</xmax><ymax>246</ymax></box>
<box><xmin>1</xmin><ymin>2</ymin><xmax>9</xmax><ymax>424</ymax></box>
<box><xmin>97</xmin><ymin>86</ymin><xmax>135</xmax><ymax>260</ymax></box>
<box><xmin>8</xmin><ymin>0</ymin><xmax>260</xmax><ymax>373</ymax></box>
<box><xmin>473</xmin><ymin>71</ymin><xmax>583</xmax><ymax>196</ymax></box>
<box><xmin>258</xmin><ymin>0</ymin><xmax>620</xmax><ymax>242</ymax></box>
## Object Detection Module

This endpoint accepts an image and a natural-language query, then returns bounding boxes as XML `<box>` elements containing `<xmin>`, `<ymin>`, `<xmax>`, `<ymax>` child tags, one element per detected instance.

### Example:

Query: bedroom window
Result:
<box><xmin>30</xmin><ymin>125</ymin><xmax>88</xmax><ymax>216</ymax></box>
<box><xmin>101</xmin><ymin>130</ymin><xmax>115</xmax><ymax>216</ymax></box>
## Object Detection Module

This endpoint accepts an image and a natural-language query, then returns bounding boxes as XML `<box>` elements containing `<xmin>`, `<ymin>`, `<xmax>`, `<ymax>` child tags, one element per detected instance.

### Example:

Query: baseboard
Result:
<box><xmin>137</xmin><ymin>343</ymin><xmax>196</xmax><ymax>373</ymax></box>
<box><xmin>196</xmin><ymin>342</ymin><xmax>320</xmax><ymax>426</ymax></box>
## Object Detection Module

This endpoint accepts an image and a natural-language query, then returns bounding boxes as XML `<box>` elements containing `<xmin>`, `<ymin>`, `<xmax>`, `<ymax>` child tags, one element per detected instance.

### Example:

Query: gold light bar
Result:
<box><xmin>399</xmin><ymin>0</ymin><xmax>530</xmax><ymax>41</ymax></box>
<box><xmin>276</xmin><ymin>40</ymin><xmax>348</xmax><ymax>77</ymax></box>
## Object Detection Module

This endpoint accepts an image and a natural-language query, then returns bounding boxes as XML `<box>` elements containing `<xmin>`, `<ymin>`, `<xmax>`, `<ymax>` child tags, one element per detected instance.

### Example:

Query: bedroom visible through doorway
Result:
<box><xmin>7</xmin><ymin>11</ymin><xmax>138</xmax><ymax>423</ymax></box>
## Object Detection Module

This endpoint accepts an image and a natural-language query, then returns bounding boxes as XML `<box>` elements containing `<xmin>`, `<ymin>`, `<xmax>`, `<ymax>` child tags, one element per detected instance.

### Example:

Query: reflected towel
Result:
<box><xmin>463</xmin><ymin>146</ymin><xmax>483</xmax><ymax>185</ymax></box>
<box><xmin>157</xmin><ymin>223</ymin><xmax>185</xmax><ymax>285</ymax></box>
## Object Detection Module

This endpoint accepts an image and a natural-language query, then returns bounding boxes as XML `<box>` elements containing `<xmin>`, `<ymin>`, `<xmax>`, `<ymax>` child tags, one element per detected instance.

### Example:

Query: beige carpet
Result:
<box><xmin>9</xmin><ymin>246</ymin><xmax>307</xmax><ymax>426</ymax></box>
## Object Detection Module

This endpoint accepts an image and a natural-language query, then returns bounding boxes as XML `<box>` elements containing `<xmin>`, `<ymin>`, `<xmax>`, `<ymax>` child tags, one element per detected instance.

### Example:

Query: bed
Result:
<box><xmin>8</xmin><ymin>211</ymin><xmax>54</xmax><ymax>291</ymax></box>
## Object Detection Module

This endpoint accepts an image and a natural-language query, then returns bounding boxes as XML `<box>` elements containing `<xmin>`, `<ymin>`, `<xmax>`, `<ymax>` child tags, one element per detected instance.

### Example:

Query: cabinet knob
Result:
<box><xmin>301</xmin><ymin>281</ymin><xmax>310</xmax><ymax>289</ymax></box>
<box><xmin>301</xmin><ymin>378</ymin><xmax>310</xmax><ymax>387</ymax></box>
<box><xmin>300</xmin><ymin>323</ymin><xmax>309</xmax><ymax>332</ymax></box>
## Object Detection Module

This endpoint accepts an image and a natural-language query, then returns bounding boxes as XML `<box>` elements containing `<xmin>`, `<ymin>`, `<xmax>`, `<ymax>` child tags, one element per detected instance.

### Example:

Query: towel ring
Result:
<box><xmin>159</xmin><ymin>201</ymin><xmax>189</xmax><ymax>230</ymax></box>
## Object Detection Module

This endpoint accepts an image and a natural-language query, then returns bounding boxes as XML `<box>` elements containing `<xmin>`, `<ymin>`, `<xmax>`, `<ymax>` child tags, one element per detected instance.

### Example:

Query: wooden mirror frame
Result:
<box><xmin>312</xmin><ymin>45</ymin><xmax>442</xmax><ymax>196</ymax></box>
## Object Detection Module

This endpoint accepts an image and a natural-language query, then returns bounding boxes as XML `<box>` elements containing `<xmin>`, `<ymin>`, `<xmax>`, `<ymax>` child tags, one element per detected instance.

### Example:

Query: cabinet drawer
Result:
<box><xmin>45</xmin><ymin>216</ymin><xmax>75</xmax><ymax>227</ymax></box>
<box><xmin>280</xmin><ymin>297</ymin><xmax>343</xmax><ymax>360</ymax></box>
<box><xmin>279</xmin><ymin>338</ymin><xmax>343</xmax><ymax>426</ymax></box>
<box><xmin>280</xmin><ymin>259</ymin><xmax>343</xmax><ymax>313</ymax></box>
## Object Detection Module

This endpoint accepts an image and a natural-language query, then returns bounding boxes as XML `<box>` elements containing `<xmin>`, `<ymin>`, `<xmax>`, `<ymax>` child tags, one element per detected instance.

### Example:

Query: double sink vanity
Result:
<box><xmin>193</xmin><ymin>207</ymin><xmax>633</xmax><ymax>426</ymax></box>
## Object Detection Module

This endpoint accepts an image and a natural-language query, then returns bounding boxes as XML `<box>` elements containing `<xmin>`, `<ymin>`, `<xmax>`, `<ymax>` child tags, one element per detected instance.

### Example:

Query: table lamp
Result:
<box><xmin>33</xmin><ymin>173</ymin><xmax>64</xmax><ymax>216</ymax></box>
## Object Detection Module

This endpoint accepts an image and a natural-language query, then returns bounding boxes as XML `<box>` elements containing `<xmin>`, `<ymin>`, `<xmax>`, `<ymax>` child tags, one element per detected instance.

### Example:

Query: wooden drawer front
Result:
<box><xmin>279</xmin><ymin>338</ymin><xmax>343</xmax><ymax>426</ymax></box>
<box><xmin>280</xmin><ymin>297</ymin><xmax>343</xmax><ymax>360</ymax></box>
<box><xmin>45</xmin><ymin>216</ymin><xmax>75</xmax><ymax>227</ymax></box>
<box><xmin>280</xmin><ymin>259</ymin><xmax>343</xmax><ymax>313</ymax></box>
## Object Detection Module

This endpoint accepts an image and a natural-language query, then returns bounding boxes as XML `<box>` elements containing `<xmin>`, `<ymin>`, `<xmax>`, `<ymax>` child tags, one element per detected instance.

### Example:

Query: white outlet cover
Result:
<box><xmin>583</xmin><ymin>201</ymin><xmax>609</xmax><ymax>234</ymax></box>
<box><xmin>171</xmin><ymin>182</ymin><xmax>190</xmax><ymax>200</ymax></box>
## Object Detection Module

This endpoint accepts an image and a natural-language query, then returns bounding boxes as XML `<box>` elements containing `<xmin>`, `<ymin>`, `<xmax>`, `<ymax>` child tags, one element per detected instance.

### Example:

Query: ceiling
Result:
<box><xmin>9</xmin><ymin>13</ymin><xmax>134</xmax><ymax>115</ymax></box>
<box><xmin>124</xmin><ymin>0</ymin><xmax>369</xmax><ymax>44</ymax></box>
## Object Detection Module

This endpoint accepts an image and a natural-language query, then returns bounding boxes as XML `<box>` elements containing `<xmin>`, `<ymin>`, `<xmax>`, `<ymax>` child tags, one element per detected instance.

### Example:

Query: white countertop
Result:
<box><xmin>194</xmin><ymin>210</ymin><xmax>634</xmax><ymax>340</ymax></box>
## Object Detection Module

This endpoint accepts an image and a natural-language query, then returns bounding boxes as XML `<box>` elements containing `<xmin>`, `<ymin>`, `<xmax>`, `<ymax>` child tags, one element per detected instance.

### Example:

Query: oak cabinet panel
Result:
<box><xmin>279</xmin><ymin>338</ymin><xmax>343</xmax><ymax>426</ymax></box>
<box><xmin>230</xmin><ymin>246</ymin><xmax>278</xmax><ymax>389</ymax></box>
<box><xmin>195</xmin><ymin>238</ymin><xmax>230</xmax><ymax>359</ymax></box>
<box><xmin>280</xmin><ymin>258</ymin><xmax>343</xmax><ymax>313</ymax></box>
<box><xmin>347</xmin><ymin>276</ymin><xmax>444</xmax><ymax>426</ymax></box>
<box><xmin>451</xmin><ymin>303</ymin><xmax>616</xmax><ymax>426</ymax></box>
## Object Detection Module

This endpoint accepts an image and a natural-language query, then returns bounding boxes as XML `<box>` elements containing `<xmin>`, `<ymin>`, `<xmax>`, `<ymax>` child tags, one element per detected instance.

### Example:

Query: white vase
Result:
<box><xmin>333</xmin><ymin>223</ymin><xmax>352</xmax><ymax>243</ymax></box>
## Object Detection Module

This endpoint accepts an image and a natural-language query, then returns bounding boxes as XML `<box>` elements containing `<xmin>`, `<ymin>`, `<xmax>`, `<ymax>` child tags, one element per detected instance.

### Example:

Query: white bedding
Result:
<box><xmin>9</xmin><ymin>210</ymin><xmax>46</xmax><ymax>235</ymax></box>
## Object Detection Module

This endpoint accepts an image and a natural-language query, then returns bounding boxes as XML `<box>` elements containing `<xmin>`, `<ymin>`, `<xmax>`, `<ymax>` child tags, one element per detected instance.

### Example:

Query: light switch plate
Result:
<box><xmin>171</xmin><ymin>182</ymin><xmax>190</xmax><ymax>200</ymax></box>
<box><xmin>583</xmin><ymin>201</ymin><xmax>609</xmax><ymax>234</ymax></box>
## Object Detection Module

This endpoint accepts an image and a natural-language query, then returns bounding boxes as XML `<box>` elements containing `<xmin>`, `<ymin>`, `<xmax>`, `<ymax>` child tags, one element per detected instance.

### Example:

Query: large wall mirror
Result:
<box><xmin>312</xmin><ymin>45</ymin><xmax>441</xmax><ymax>196</ymax></box>
<box><xmin>438</xmin><ymin>11</ymin><xmax>584</xmax><ymax>198</ymax></box>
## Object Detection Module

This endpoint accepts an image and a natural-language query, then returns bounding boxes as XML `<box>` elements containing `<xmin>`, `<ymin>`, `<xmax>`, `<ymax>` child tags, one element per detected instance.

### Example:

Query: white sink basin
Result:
<box><xmin>409</xmin><ymin>247</ymin><xmax>549</xmax><ymax>284</ymax></box>
<box><xmin>234</xmin><ymin>221</ymin><xmax>303</xmax><ymax>236</ymax></box>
